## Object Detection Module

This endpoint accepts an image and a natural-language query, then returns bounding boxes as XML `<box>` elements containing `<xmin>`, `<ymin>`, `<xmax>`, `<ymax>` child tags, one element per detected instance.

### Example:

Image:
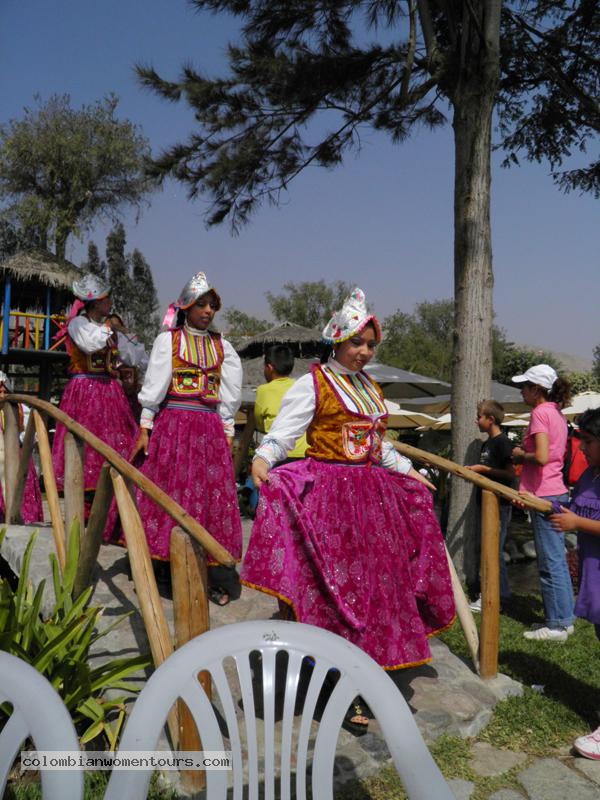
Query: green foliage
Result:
<box><xmin>0</xmin><ymin>94</ymin><xmax>151</xmax><ymax>257</ymax></box>
<box><xmin>222</xmin><ymin>307</ymin><xmax>271</xmax><ymax>342</ymax></box>
<box><xmin>493</xmin><ymin>343</ymin><xmax>562</xmax><ymax>386</ymax></box>
<box><xmin>593</xmin><ymin>345</ymin><xmax>600</xmax><ymax>382</ymax></box>
<box><xmin>566</xmin><ymin>371</ymin><xmax>600</xmax><ymax>395</ymax></box>
<box><xmin>378</xmin><ymin>298</ymin><xmax>510</xmax><ymax>383</ymax></box>
<box><xmin>0</xmin><ymin>524</ymin><xmax>149</xmax><ymax>748</ymax></box>
<box><xmin>266</xmin><ymin>280</ymin><xmax>353</xmax><ymax>329</ymax></box>
<box><xmin>135</xmin><ymin>2</ymin><xmax>600</xmax><ymax>227</ymax></box>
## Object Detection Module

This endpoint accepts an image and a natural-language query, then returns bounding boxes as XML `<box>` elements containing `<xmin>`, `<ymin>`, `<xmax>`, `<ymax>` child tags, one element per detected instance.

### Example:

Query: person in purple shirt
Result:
<box><xmin>512</xmin><ymin>364</ymin><xmax>574</xmax><ymax>642</ymax></box>
<box><xmin>548</xmin><ymin>408</ymin><xmax>600</xmax><ymax>759</ymax></box>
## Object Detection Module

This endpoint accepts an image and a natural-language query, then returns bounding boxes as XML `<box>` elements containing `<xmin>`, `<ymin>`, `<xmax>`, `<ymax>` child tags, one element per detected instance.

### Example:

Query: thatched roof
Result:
<box><xmin>236</xmin><ymin>321</ymin><xmax>322</xmax><ymax>358</ymax></box>
<box><xmin>1</xmin><ymin>250</ymin><xmax>81</xmax><ymax>289</ymax></box>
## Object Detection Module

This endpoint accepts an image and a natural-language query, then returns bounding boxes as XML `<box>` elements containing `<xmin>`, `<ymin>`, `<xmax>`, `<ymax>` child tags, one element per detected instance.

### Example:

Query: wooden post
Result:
<box><xmin>73</xmin><ymin>463</ymin><xmax>113</xmax><ymax>598</ymax></box>
<box><xmin>109</xmin><ymin>469</ymin><xmax>179</xmax><ymax>747</ymax></box>
<box><xmin>170</xmin><ymin>527</ymin><xmax>211</xmax><ymax>793</ymax></box>
<box><xmin>479</xmin><ymin>490</ymin><xmax>500</xmax><ymax>679</ymax></box>
<box><xmin>2</xmin><ymin>402</ymin><xmax>21</xmax><ymax>523</ymax></box>
<box><xmin>32</xmin><ymin>410</ymin><xmax>66</xmax><ymax>572</ymax></box>
<box><xmin>444</xmin><ymin>543</ymin><xmax>479</xmax><ymax>671</ymax></box>
<box><xmin>233</xmin><ymin>412</ymin><xmax>255</xmax><ymax>479</ymax></box>
<box><xmin>8</xmin><ymin>410</ymin><xmax>36</xmax><ymax>525</ymax></box>
<box><xmin>64</xmin><ymin>432</ymin><xmax>85</xmax><ymax>537</ymax></box>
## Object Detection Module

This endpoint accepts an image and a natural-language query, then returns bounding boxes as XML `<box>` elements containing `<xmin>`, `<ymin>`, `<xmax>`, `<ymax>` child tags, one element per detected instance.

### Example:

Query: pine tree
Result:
<box><xmin>105</xmin><ymin>223</ymin><xmax>134</xmax><ymax>328</ymax></box>
<box><xmin>81</xmin><ymin>241</ymin><xmax>107</xmax><ymax>280</ymax></box>
<box><xmin>130</xmin><ymin>248</ymin><xmax>160</xmax><ymax>348</ymax></box>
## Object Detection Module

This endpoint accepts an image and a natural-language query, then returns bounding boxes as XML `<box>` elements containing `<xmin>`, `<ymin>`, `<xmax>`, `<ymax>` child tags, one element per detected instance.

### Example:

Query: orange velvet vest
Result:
<box><xmin>68</xmin><ymin>318</ymin><xmax>119</xmax><ymax>377</ymax></box>
<box><xmin>306</xmin><ymin>365</ymin><xmax>388</xmax><ymax>465</ymax></box>
<box><xmin>167</xmin><ymin>328</ymin><xmax>224</xmax><ymax>405</ymax></box>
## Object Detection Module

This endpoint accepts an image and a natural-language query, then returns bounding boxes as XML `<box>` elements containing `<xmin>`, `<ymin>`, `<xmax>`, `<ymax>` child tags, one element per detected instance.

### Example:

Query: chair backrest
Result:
<box><xmin>0</xmin><ymin>651</ymin><xmax>83</xmax><ymax>800</ymax></box>
<box><xmin>105</xmin><ymin>620</ymin><xmax>453</xmax><ymax>800</ymax></box>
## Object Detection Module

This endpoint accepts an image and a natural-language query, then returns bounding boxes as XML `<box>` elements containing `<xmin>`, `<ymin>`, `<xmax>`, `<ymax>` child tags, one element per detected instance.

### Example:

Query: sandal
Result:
<box><xmin>342</xmin><ymin>698</ymin><xmax>369</xmax><ymax>736</ymax></box>
<box><xmin>208</xmin><ymin>585</ymin><xmax>230</xmax><ymax>607</ymax></box>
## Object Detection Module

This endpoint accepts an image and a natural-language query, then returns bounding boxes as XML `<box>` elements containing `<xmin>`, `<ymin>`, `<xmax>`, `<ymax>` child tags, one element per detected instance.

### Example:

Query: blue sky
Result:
<box><xmin>1</xmin><ymin>0</ymin><xmax>598</xmax><ymax>359</ymax></box>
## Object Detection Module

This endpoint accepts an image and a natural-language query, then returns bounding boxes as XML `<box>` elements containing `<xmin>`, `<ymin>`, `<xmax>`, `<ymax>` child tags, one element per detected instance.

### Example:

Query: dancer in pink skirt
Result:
<box><xmin>242</xmin><ymin>288</ymin><xmax>455</xmax><ymax>733</ymax></box>
<box><xmin>0</xmin><ymin>372</ymin><xmax>43</xmax><ymax>523</ymax></box>
<box><xmin>130</xmin><ymin>271</ymin><xmax>243</xmax><ymax>605</ymax></box>
<box><xmin>51</xmin><ymin>275</ymin><xmax>145</xmax><ymax>494</ymax></box>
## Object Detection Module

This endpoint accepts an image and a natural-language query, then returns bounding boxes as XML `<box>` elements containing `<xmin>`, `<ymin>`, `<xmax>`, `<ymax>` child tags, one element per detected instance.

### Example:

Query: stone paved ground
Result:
<box><xmin>2</xmin><ymin>520</ymin><xmax>600</xmax><ymax>798</ymax></box>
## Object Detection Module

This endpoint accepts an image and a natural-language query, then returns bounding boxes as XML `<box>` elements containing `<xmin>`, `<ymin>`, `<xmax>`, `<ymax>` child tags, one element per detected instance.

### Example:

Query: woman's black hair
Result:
<box><xmin>176</xmin><ymin>308</ymin><xmax>186</xmax><ymax>327</ymax></box>
<box><xmin>320</xmin><ymin>343</ymin><xmax>333</xmax><ymax>364</ymax></box>
<box><xmin>576</xmin><ymin>408</ymin><xmax>600</xmax><ymax>441</ymax></box>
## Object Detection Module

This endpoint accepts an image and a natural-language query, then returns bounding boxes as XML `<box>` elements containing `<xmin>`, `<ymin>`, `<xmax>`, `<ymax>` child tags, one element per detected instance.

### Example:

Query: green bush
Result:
<box><xmin>0</xmin><ymin>524</ymin><xmax>150</xmax><ymax>748</ymax></box>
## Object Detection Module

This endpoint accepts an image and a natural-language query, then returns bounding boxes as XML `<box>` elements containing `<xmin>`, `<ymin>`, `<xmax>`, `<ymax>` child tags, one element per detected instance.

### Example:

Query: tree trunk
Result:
<box><xmin>446</xmin><ymin>5</ymin><xmax>501</xmax><ymax>583</ymax></box>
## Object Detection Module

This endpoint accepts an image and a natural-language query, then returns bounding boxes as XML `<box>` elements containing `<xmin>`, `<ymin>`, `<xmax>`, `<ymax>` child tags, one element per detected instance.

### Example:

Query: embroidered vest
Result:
<box><xmin>0</xmin><ymin>404</ymin><xmax>24</xmax><ymax>434</ymax></box>
<box><xmin>306</xmin><ymin>365</ymin><xmax>388</xmax><ymax>465</ymax></box>
<box><xmin>168</xmin><ymin>328</ymin><xmax>224</xmax><ymax>405</ymax></box>
<box><xmin>68</xmin><ymin>318</ymin><xmax>119</xmax><ymax>377</ymax></box>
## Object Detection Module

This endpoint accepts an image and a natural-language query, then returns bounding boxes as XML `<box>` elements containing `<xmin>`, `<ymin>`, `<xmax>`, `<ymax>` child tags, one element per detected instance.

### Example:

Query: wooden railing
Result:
<box><xmin>0</xmin><ymin>311</ymin><xmax>67</xmax><ymax>353</ymax></box>
<box><xmin>2</xmin><ymin>393</ymin><xmax>232</xmax><ymax>790</ymax></box>
<box><xmin>392</xmin><ymin>440</ymin><xmax>551</xmax><ymax>680</ymax></box>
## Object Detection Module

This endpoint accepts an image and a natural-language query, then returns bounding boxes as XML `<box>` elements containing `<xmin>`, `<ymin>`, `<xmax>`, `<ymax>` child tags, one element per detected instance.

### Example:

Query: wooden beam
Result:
<box><xmin>170</xmin><ymin>526</ymin><xmax>210</xmax><ymax>793</ymax></box>
<box><xmin>63</xmin><ymin>432</ymin><xmax>85</xmax><ymax>535</ymax></box>
<box><xmin>32</xmin><ymin>410</ymin><xmax>66</xmax><ymax>572</ymax></box>
<box><xmin>7</xmin><ymin>409</ymin><xmax>36</xmax><ymax>525</ymax></box>
<box><xmin>110</xmin><ymin>469</ymin><xmax>179</xmax><ymax>747</ymax></box>
<box><xmin>391</xmin><ymin>438</ymin><xmax>552</xmax><ymax>513</ymax></box>
<box><xmin>8</xmin><ymin>394</ymin><xmax>234</xmax><ymax>567</ymax></box>
<box><xmin>479</xmin><ymin>490</ymin><xmax>500</xmax><ymax>679</ymax></box>
<box><xmin>73</xmin><ymin>463</ymin><xmax>113</xmax><ymax>598</ymax></box>
<box><xmin>444</xmin><ymin>543</ymin><xmax>479</xmax><ymax>672</ymax></box>
<box><xmin>2</xmin><ymin>402</ymin><xmax>21</xmax><ymax>523</ymax></box>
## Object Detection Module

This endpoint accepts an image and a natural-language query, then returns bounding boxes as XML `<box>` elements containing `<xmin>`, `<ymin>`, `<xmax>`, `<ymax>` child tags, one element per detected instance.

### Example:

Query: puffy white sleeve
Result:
<box><xmin>138</xmin><ymin>332</ymin><xmax>173</xmax><ymax>428</ymax></box>
<box><xmin>381</xmin><ymin>440</ymin><xmax>413</xmax><ymax>474</ymax></box>
<box><xmin>254</xmin><ymin>374</ymin><xmax>316</xmax><ymax>468</ymax></box>
<box><xmin>68</xmin><ymin>316</ymin><xmax>112</xmax><ymax>353</ymax></box>
<box><xmin>117</xmin><ymin>333</ymin><xmax>149</xmax><ymax>371</ymax></box>
<box><xmin>218</xmin><ymin>339</ymin><xmax>243</xmax><ymax>437</ymax></box>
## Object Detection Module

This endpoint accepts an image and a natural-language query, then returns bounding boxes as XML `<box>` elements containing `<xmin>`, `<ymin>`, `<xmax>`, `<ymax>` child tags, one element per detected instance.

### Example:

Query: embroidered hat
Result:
<box><xmin>72</xmin><ymin>274</ymin><xmax>110</xmax><ymax>302</ymax></box>
<box><xmin>322</xmin><ymin>287</ymin><xmax>381</xmax><ymax>344</ymax></box>
<box><xmin>162</xmin><ymin>271</ymin><xmax>222</xmax><ymax>328</ymax></box>
<box><xmin>512</xmin><ymin>364</ymin><xmax>558</xmax><ymax>390</ymax></box>
<box><xmin>176</xmin><ymin>271</ymin><xmax>221</xmax><ymax>310</ymax></box>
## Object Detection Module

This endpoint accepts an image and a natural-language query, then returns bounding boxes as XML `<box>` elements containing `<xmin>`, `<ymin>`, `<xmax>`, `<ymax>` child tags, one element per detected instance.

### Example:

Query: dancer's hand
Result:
<box><xmin>226</xmin><ymin>435</ymin><xmax>234</xmax><ymax>451</ymax></box>
<box><xmin>408</xmin><ymin>467</ymin><xmax>436</xmax><ymax>492</ymax></box>
<box><xmin>251</xmin><ymin>457</ymin><xmax>270</xmax><ymax>488</ymax></box>
<box><xmin>130</xmin><ymin>428</ymin><xmax>149</xmax><ymax>460</ymax></box>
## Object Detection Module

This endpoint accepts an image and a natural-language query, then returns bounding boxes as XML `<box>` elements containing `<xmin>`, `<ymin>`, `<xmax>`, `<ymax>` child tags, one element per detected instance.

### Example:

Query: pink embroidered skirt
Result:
<box><xmin>52</xmin><ymin>375</ymin><xmax>138</xmax><ymax>492</ymax></box>
<box><xmin>241</xmin><ymin>459</ymin><xmax>455</xmax><ymax>669</ymax></box>
<box><xmin>133</xmin><ymin>405</ymin><xmax>243</xmax><ymax>562</ymax></box>
<box><xmin>0</xmin><ymin>460</ymin><xmax>43</xmax><ymax>524</ymax></box>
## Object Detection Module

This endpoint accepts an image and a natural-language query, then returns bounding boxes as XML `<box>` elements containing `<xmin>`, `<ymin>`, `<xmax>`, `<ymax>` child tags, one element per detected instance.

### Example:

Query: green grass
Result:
<box><xmin>5</xmin><ymin>771</ymin><xmax>177</xmax><ymax>799</ymax></box>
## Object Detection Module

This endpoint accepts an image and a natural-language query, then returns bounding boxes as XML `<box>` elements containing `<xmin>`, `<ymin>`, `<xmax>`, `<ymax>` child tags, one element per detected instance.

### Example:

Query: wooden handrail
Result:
<box><xmin>4</xmin><ymin>394</ymin><xmax>235</xmax><ymax>567</ymax></box>
<box><xmin>391</xmin><ymin>439</ymin><xmax>552</xmax><ymax>513</ymax></box>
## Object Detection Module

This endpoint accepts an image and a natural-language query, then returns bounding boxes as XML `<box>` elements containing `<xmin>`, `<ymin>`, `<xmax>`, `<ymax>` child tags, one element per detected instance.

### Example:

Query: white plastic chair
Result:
<box><xmin>0</xmin><ymin>651</ymin><xmax>83</xmax><ymax>799</ymax></box>
<box><xmin>105</xmin><ymin>620</ymin><xmax>453</xmax><ymax>800</ymax></box>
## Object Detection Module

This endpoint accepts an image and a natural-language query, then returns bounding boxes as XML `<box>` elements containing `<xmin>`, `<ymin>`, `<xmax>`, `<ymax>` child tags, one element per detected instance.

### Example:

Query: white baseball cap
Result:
<box><xmin>511</xmin><ymin>364</ymin><xmax>558</xmax><ymax>390</ymax></box>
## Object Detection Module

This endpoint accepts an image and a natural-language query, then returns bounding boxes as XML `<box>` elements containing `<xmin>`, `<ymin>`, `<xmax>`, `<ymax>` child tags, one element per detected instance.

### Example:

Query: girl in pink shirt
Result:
<box><xmin>512</xmin><ymin>364</ymin><xmax>573</xmax><ymax>642</ymax></box>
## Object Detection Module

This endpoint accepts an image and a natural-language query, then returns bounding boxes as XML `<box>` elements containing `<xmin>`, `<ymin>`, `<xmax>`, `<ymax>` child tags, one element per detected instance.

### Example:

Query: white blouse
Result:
<box><xmin>255</xmin><ymin>357</ymin><xmax>412</xmax><ymax>473</ymax></box>
<box><xmin>67</xmin><ymin>316</ymin><xmax>148</xmax><ymax>370</ymax></box>
<box><xmin>138</xmin><ymin>325</ymin><xmax>243</xmax><ymax>436</ymax></box>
